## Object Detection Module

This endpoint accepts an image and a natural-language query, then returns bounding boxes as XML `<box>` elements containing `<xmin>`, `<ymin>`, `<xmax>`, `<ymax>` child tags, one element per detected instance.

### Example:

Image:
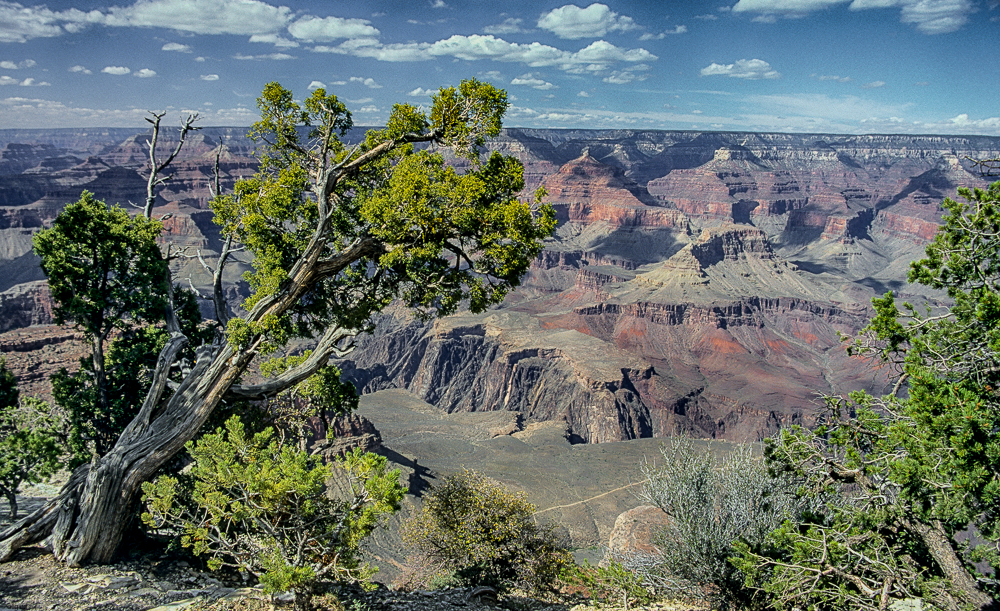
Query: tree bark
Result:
<box><xmin>0</xmin><ymin>240</ymin><xmax>370</xmax><ymax>564</ymax></box>
<box><xmin>901</xmin><ymin>516</ymin><xmax>996</xmax><ymax>611</ymax></box>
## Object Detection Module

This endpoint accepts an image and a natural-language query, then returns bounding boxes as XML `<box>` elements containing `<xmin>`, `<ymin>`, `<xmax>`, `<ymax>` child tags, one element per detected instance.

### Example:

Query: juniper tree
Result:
<box><xmin>0</xmin><ymin>79</ymin><xmax>554</xmax><ymax>566</ymax></box>
<box><xmin>735</xmin><ymin>183</ymin><xmax>1000</xmax><ymax>611</ymax></box>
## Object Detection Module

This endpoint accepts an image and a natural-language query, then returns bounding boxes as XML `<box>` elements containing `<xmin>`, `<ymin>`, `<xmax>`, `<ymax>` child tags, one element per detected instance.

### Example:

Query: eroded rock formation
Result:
<box><xmin>0</xmin><ymin>127</ymin><xmax>996</xmax><ymax>442</ymax></box>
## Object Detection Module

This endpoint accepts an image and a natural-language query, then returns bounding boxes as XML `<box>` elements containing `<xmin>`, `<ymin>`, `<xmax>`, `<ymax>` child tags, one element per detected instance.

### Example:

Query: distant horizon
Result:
<box><xmin>4</xmin><ymin>124</ymin><xmax>1000</xmax><ymax>142</ymax></box>
<box><xmin>1</xmin><ymin>0</ymin><xmax>997</xmax><ymax>136</ymax></box>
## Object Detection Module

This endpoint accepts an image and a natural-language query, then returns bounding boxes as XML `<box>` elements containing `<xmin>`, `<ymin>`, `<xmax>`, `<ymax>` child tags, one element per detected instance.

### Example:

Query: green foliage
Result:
<box><xmin>0</xmin><ymin>358</ymin><xmax>18</xmax><ymax>411</ymax></box>
<box><xmin>630</xmin><ymin>437</ymin><xmax>799</xmax><ymax>607</ymax></box>
<box><xmin>33</xmin><ymin>191</ymin><xmax>167</xmax><ymax>335</ymax></box>
<box><xmin>52</xmin><ymin>287</ymin><xmax>207</xmax><ymax>464</ymax></box>
<box><xmin>212</xmin><ymin>80</ymin><xmax>555</xmax><ymax>354</ymax></box>
<box><xmin>737</xmin><ymin>183</ymin><xmax>1000</xmax><ymax>611</ymax></box>
<box><xmin>141</xmin><ymin>416</ymin><xmax>404</xmax><ymax>610</ymax></box>
<box><xmin>33</xmin><ymin>191</ymin><xmax>208</xmax><ymax>464</ymax></box>
<box><xmin>560</xmin><ymin>560</ymin><xmax>654</xmax><ymax>610</ymax></box>
<box><xmin>0</xmin><ymin>386</ymin><xmax>63</xmax><ymax>520</ymax></box>
<box><xmin>258</xmin><ymin>354</ymin><xmax>359</xmax><ymax>442</ymax></box>
<box><xmin>401</xmin><ymin>470</ymin><xmax>571</xmax><ymax>594</ymax></box>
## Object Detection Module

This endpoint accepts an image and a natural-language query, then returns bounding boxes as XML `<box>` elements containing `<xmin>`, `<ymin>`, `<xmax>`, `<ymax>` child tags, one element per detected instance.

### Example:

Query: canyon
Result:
<box><xmin>1</xmin><ymin>126</ymin><xmax>998</xmax><ymax>441</ymax></box>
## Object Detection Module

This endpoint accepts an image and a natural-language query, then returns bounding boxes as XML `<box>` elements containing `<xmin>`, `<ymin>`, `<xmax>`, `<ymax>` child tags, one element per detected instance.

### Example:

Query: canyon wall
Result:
<box><xmin>0</xmin><ymin>127</ymin><xmax>997</xmax><ymax>441</ymax></box>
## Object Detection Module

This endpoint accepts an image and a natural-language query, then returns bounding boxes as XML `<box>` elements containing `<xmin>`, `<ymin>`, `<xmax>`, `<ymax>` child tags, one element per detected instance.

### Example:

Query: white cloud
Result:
<box><xmin>103</xmin><ymin>0</ymin><xmax>291</xmax><ymax>35</ymax></box>
<box><xmin>311</xmin><ymin>34</ymin><xmax>656</xmax><ymax>74</ymax></box>
<box><xmin>0</xmin><ymin>96</ymin><xmax>262</xmax><ymax>128</ymax></box>
<box><xmin>431</xmin><ymin>0</ymin><xmax>447</xmax><ymax>7</ymax></box>
<box><xmin>233</xmin><ymin>53</ymin><xmax>294</xmax><ymax>60</ymax></box>
<box><xmin>349</xmin><ymin>76</ymin><xmax>382</xmax><ymax>88</ymax></box>
<box><xmin>700</xmin><ymin>58</ymin><xmax>781</xmax><ymax>79</ymax></box>
<box><xmin>134</xmin><ymin>68</ymin><xmax>156</xmax><ymax>77</ymax></box>
<box><xmin>694</xmin><ymin>13</ymin><xmax>720</xmax><ymax>19</ymax></box>
<box><xmin>511</xmin><ymin>73</ymin><xmax>557</xmax><ymax>90</ymax></box>
<box><xmin>195</xmin><ymin>56</ymin><xmax>206</xmax><ymax>62</ymax></box>
<box><xmin>816</xmin><ymin>74</ymin><xmax>852</xmax><ymax>82</ymax></box>
<box><xmin>357</xmin><ymin>105</ymin><xmax>379</xmax><ymax>113</ymax></box>
<box><xmin>578</xmin><ymin>90</ymin><xmax>590</xmax><ymax>97</ymax></box>
<box><xmin>640</xmin><ymin>25</ymin><xmax>687</xmax><ymax>39</ymax></box>
<box><xmin>862</xmin><ymin>80</ymin><xmax>885</xmax><ymax>88</ymax></box>
<box><xmin>307</xmin><ymin>80</ymin><xmax>325</xmax><ymax>90</ymax></box>
<box><xmin>201</xmin><ymin>74</ymin><xmax>220</xmax><ymax>81</ymax></box>
<box><xmin>0</xmin><ymin>59</ymin><xmax>36</xmax><ymax>69</ymax></box>
<box><xmin>102</xmin><ymin>66</ymin><xmax>131</xmax><ymax>75</ymax></box>
<box><xmin>249</xmin><ymin>34</ymin><xmax>299</xmax><ymax>47</ymax></box>
<box><xmin>0</xmin><ymin>2</ymin><xmax>103</xmax><ymax>43</ymax></box>
<box><xmin>603</xmin><ymin>70</ymin><xmax>647</xmax><ymax>84</ymax></box>
<box><xmin>537</xmin><ymin>3</ymin><xmax>638</xmax><ymax>39</ymax></box>
<box><xmin>287</xmin><ymin>15</ymin><xmax>379</xmax><ymax>42</ymax></box>
<box><xmin>732</xmin><ymin>0</ymin><xmax>973</xmax><ymax>33</ymax></box>
<box><xmin>949</xmin><ymin>113</ymin><xmax>1000</xmax><ymax>129</ymax></box>
<box><xmin>484</xmin><ymin>18</ymin><xmax>525</xmax><ymax>34</ymax></box>
<box><xmin>68</xmin><ymin>65</ymin><xmax>92</xmax><ymax>74</ymax></box>
<box><xmin>162</xmin><ymin>42</ymin><xmax>191</xmax><ymax>52</ymax></box>
<box><xmin>408</xmin><ymin>87</ymin><xmax>434</xmax><ymax>96</ymax></box>
<box><xmin>1</xmin><ymin>76</ymin><xmax>50</xmax><ymax>86</ymax></box>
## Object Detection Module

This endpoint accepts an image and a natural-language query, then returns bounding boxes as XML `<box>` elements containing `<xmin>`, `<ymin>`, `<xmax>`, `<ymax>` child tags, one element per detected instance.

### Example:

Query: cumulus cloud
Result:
<box><xmin>603</xmin><ymin>70</ymin><xmax>647</xmax><ymax>84</ymax></box>
<box><xmin>862</xmin><ymin>80</ymin><xmax>885</xmax><ymax>88</ymax></box>
<box><xmin>578</xmin><ymin>90</ymin><xmax>590</xmax><ymax>97</ymax></box>
<box><xmin>307</xmin><ymin>80</ymin><xmax>325</xmax><ymax>90</ymax></box>
<box><xmin>349</xmin><ymin>76</ymin><xmax>382</xmax><ymax>88</ymax></box>
<box><xmin>103</xmin><ymin>0</ymin><xmax>291</xmax><ymax>35</ymax></box>
<box><xmin>815</xmin><ymin>74</ymin><xmax>852</xmax><ymax>82</ymax></box>
<box><xmin>134</xmin><ymin>68</ymin><xmax>156</xmax><ymax>77</ymax></box>
<box><xmin>201</xmin><ymin>74</ymin><xmax>219</xmax><ymax>80</ymax></box>
<box><xmin>537</xmin><ymin>3</ymin><xmax>638</xmax><ymax>39</ymax></box>
<box><xmin>287</xmin><ymin>15</ymin><xmax>379</xmax><ymax>42</ymax></box>
<box><xmin>311</xmin><ymin>34</ymin><xmax>656</xmax><ymax>74</ymax></box>
<box><xmin>68</xmin><ymin>65</ymin><xmax>92</xmax><ymax>74</ymax></box>
<box><xmin>0</xmin><ymin>96</ymin><xmax>262</xmax><ymax>129</ymax></box>
<box><xmin>249</xmin><ymin>34</ymin><xmax>298</xmax><ymax>47</ymax></box>
<box><xmin>233</xmin><ymin>52</ymin><xmax>294</xmax><ymax>60</ymax></box>
<box><xmin>162</xmin><ymin>42</ymin><xmax>191</xmax><ymax>52</ymax></box>
<box><xmin>102</xmin><ymin>66</ymin><xmax>131</xmax><ymax>75</ymax></box>
<box><xmin>408</xmin><ymin>87</ymin><xmax>434</xmax><ymax>96</ymax></box>
<box><xmin>701</xmin><ymin>58</ymin><xmax>781</xmax><ymax>79</ymax></box>
<box><xmin>0</xmin><ymin>76</ymin><xmax>46</xmax><ymax>85</ymax></box>
<box><xmin>511</xmin><ymin>73</ymin><xmax>557</xmax><ymax>90</ymax></box>
<box><xmin>0</xmin><ymin>59</ymin><xmax>36</xmax><ymax>69</ymax></box>
<box><xmin>731</xmin><ymin>0</ymin><xmax>973</xmax><ymax>33</ymax></box>
<box><xmin>640</xmin><ymin>25</ymin><xmax>687</xmax><ymax>39</ymax></box>
<box><xmin>484</xmin><ymin>17</ymin><xmax>525</xmax><ymax>34</ymax></box>
<box><xmin>949</xmin><ymin>113</ymin><xmax>1000</xmax><ymax>130</ymax></box>
<box><xmin>0</xmin><ymin>1</ymin><xmax>103</xmax><ymax>43</ymax></box>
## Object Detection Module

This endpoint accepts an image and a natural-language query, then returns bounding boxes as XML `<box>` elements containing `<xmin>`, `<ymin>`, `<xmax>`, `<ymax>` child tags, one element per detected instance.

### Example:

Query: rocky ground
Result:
<box><xmin>0</xmin><ymin>542</ymin><xmax>707</xmax><ymax>611</ymax></box>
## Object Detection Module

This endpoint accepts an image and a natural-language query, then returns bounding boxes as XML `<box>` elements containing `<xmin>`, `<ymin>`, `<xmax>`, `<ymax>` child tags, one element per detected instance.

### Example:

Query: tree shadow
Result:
<box><xmin>378</xmin><ymin>446</ymin><xmax>436</xmax><ymax>497</ymax></box>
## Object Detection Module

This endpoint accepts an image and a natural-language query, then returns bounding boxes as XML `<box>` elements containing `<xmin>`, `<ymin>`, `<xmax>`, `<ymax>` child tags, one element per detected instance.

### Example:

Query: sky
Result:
<box><xmin>0</xmin><ymin>0</ymin><xmax>998</xmax><ymax>135</ymax></box>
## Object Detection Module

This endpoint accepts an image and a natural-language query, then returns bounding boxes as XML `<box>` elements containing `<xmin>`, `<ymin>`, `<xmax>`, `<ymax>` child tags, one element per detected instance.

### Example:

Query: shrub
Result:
<box><xmin>401</xmin><ymin>470</ymin><xmax>571</xmax><ymax>594</ymax></box>
<box><xmin>0</xmin><ymin>395</ymin><xmax>63</xmax><ymax>520</ymax></box>
<box><xmin>623</xmin><ymin>436</ymin><xmax>800</xmax><ymax>607</ymax></box>
<box><xmin>560</xmin><ymin>560</ymin><xmax>654</xmax><ymax>610</ymax></box>
<box><xmin>141</xmin><ymin>415</ymin><xmax>404</xmax><ymax>611</ymax></box>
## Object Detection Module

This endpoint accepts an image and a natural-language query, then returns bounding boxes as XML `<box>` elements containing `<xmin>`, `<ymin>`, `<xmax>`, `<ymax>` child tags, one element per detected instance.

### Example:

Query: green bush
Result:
<box><xmin>401</xmin><ymin>470</ymin><xmax>571</xmax><ymax>594</ymax></box>
<box><xmin>560</xmin><ymin>560</ymin><xmax>654</xmax><ymax>610</ymax></box>
<box><xmin>142</xmin><ymin>415</ymin><xmax>404</xmax><ymax>611</ymax></box>
<box><xmin>0</xmin><ymin>395</ymin><xmax>63</xmax><ymax>520</ymax></box>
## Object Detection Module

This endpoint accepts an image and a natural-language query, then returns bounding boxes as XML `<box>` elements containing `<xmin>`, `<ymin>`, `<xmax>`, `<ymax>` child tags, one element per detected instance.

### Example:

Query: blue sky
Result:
<box><xmin>1</xmin><ymin>0</ymin><xmax>998</xmax><ymax>134</ymax></box>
